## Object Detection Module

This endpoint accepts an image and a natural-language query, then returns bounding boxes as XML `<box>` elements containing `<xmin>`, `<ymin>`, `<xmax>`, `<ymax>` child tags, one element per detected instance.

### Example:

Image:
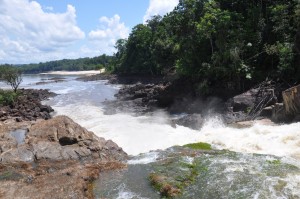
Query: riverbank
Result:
<box><xmin>0</xmin><ymin>86</ymin><xmax>128</xmax><ymax>198</ymax></box>
<box><xmin>81</xmin><ymin>74</ymin><xmax>300</xmax><ymax>129</ymax></box>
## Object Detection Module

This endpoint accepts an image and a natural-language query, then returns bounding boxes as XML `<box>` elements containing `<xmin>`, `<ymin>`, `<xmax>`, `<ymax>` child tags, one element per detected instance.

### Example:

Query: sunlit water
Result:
<box><xmin>4</xmin><ymin>74</ymin><xmax>300</xmax><ymax>198</ymax></box>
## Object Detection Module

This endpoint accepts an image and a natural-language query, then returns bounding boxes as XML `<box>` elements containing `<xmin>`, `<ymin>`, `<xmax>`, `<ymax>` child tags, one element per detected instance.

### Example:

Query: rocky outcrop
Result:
<box><xmin>282</xmin><ymin>85</ymin><xmax>300</xmax><ymax>118</ymax></box>
<box><xmin>224</xmin><ymin>81</ymin><xmax>288</xmax><ymax>123</ymax></box>
<box><xmin>104</xmin><ymin>83</ymin><xmax>168</xmax><ymax>115</ymax></box>
<box><xmin>0</xmin><ymin>116</ymin><xmax>127</xmax><ymax>198</ymax></box>
<box><xmin>270</xmin><ymin>84</ymin><xmax>300</xmax><ymax>123</ymax></box>
<box><xmin>0</xmin><ymin>89</ymin><xmax>56</xmax><ymax>122</ymax></box>
<box><xmin>0</xmin><ymin>116</ymin><xmax>127</xmax><ymax>163</ymax></box>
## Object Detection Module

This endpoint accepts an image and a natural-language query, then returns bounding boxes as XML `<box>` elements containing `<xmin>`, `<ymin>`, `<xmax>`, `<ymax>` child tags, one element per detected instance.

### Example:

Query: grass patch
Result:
<box><xmin>183</xmin><ymin>142</ymin><xmax>212</xmax><ymax>150</ymax></box>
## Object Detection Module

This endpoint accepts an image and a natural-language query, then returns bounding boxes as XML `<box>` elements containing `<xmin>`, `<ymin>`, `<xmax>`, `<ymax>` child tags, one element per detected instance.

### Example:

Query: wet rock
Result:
<box><xmin>172</xmin><ymin>114</ymin><xmax>204</xmax><ymax>130</ymax></box>
<box><xmin>229</xmin><ymin>88</ymin><xmax>258</xmax><ymax>112</ymax></box>
<box><xmin>260</xmin><ymin>106</ymin><xmax>273</xmax><ymax>118</ymax></box>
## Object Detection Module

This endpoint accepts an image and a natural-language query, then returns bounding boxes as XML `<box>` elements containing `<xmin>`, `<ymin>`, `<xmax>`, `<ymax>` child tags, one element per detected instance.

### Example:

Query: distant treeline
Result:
<box><xmin>14</xmin><ymin>54</ymin><xmax>114</xmax><ymax>74</ymax></box>
<box><xmin>111</xmin><ymin>0</ymin><xmax>300</xmax><ymax>94</ymax></box>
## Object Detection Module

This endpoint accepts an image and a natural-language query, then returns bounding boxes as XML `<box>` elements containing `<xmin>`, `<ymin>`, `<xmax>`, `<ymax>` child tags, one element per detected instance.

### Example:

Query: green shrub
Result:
<box><xmin>0</xmin><ymin>90</ymin><xmax>18</xmax><ymax>106</ymax></box>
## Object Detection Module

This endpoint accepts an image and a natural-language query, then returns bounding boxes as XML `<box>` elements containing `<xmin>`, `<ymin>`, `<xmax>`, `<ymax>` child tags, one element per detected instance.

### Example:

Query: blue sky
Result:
<box><xmin>0</xmin><ymin>0</ymin><xmax>179</xmax><ymax>64</ymax></box>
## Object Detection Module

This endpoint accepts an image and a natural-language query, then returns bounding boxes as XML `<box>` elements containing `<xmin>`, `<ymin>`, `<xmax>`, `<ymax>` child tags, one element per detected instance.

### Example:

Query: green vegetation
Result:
<box><xmin>19</xmin><ymin>54</ymin><xmax>114</xmax><ymax>73</ymax></box>
<box><xmin>112</xmin><ymin>0</ymin><xmax>300</xmax><ymax>94</ymax></box>
<box><xmin>267</xmin><ymin>159</ymin><xmax>281</xmax><ymax>165</ymax></box>
<box><xmin>183</xmin><ymin>142</ymin><xmax>212</xmax><ymax>150</ymax></box>
<box><xmin>0</xmin><ymin>89</ymin><xmax>18</xmax><ymax>106</ymax></box>
<box><xmin>0</xmin><ymin>65</ymin><xmax>23</xmax><ymax>92</ymax></box>
<box><xmin>149</xmin><ymin>157</ymin><xmax>200</xmax><ymax>198</ymax></box>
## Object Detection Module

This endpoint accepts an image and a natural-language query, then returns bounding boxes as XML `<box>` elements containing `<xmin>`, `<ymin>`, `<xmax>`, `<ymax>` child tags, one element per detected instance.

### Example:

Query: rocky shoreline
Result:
<box><xmin>83</xmin><ymin>74</ymin><xmax>300</xmax><ymax>129</ymax></box>
<box><xmin>0</xmin><ymin>115</ymin><xmax>127</xmax><ymax>198</ymax></box>
<box><xmin>0</xmin><ymin>89</ymin><xmax>56</xmax><ymax>122</ymax></box>
<box><xmin>0</xmin><ymin>88</ymin><xmax>128</xmax><ymax>198</ymax></box>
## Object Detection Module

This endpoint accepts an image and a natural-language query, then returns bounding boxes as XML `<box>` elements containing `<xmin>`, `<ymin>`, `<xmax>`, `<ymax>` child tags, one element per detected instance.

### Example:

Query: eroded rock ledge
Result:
<box><xmin>0</xmin><ymin>116</ymin><xmax>127</xmax><ymax>198</ymax></box>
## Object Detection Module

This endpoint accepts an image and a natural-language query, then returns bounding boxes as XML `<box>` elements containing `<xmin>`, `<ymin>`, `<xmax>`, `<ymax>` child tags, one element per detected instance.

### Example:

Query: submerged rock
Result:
<box><xmin>95</xmin><ymin>146</ymin><xmax>300</xmax><ymax>199</ymax></box>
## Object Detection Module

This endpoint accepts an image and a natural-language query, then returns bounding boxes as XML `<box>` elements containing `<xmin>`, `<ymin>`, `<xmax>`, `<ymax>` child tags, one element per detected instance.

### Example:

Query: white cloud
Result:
<box><xmin>44</xmin><ymin>6</ymin><xmax>54</xmax><ymax>11</ymax></box>
<box><xmin>143</xmin><ymin>0</ymin><xmax>179</xmax><ymax>23</ymax></box>
<box><xmin>0</xmin><ymin>0</ymin><xmax>85</xmax><ymax>63</ymax></box>
<box><xmin>88</xmin><ymin>14</ymin><xmax>129</xmax><ymax>55</ymax></box>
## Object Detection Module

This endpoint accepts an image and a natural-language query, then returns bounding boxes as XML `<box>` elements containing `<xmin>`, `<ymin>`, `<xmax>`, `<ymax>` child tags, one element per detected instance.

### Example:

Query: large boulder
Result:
<box><xmin>0</xmin><ymin>116</ymin><xmax>127</xmax><ymax>163</ymax></box>
<box><xmin>0</xmin><ymin>116</ymin><xmax>127</xmax><ymax>198</ymax></box>
<box><xmin>230</xmin><ymin>88</ymin><xmax>258</xmax><ymax>112</ymax></box>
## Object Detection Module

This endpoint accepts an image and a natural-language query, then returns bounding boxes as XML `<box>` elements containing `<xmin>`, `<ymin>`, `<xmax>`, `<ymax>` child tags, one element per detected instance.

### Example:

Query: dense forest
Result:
<box><xmin>17</xmin><ymin>54</ymin><xmax>114</xmax><ymax>73</ymax></box>
<box><xmin>112</xmin><ymin>0</ymin><xmax>300</xmax><ymax>94</ymax></box>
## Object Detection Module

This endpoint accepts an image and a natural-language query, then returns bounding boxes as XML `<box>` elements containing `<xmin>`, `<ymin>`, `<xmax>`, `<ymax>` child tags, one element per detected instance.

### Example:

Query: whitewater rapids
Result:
<box><xmin>18</xmin><ymin>74</ymin><xmax>300</xmax><ymax>161</ymax></box>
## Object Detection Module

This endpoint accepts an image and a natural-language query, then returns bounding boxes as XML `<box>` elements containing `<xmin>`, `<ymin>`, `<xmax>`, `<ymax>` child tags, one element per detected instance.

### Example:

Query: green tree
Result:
<box><xmin>1</xmin><ymin>67</ymin><xmax>23</xmax><ymax>92</ymax></box>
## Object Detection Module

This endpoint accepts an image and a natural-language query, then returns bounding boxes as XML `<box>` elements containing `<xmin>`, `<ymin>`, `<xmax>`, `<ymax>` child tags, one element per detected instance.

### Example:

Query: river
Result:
<box><xmin>11</xmin><ymin>74</ymin><xmax>300</xmax><ymax>198</ymax></box>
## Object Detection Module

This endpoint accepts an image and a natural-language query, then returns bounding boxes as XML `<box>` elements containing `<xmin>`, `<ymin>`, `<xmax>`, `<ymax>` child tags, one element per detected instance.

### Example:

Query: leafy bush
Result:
<box><xmin>0</xmin><ymin>89</ymin><xmax>18</xmax><ymax>106</ymax></box>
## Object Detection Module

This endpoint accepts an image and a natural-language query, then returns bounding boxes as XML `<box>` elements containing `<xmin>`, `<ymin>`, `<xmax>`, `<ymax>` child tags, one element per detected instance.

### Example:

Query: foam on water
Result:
<box><xmin>115</xmin><ymin>184</ymin><xmax>149</xmax><ymax>199</ymax></box>
<box><xmin>53</xmin><ymin>103</ymin><xmax>199</xmax><ymax>155</ymax></box>
<box><xmin>127</xmin><ymin>152</ymin><xmax>160</xmax><ymax>165</ymax></box>
<box><xmin>53</xmin><ymin>100</ymin><xmax>300</xmax><ymax>160</ymax></box>
<box><xmin>199</xmin><ymin>117</ymin><xmax>300</xmax><ymax>160</ymax></box>
<box><xmin>23</xmin><ymin>75</ymin><xmax>300</xmax><ymax>161</ymax></box>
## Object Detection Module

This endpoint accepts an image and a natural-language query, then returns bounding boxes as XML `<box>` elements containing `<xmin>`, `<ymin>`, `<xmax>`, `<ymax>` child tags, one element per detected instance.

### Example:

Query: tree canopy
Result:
<box><xmin>0</xmin><ymin>65</ymin><xmax>23</xmax><ymax>92</ymax></box>
<box><xmin>111</xmin><ymin>0</ymin><xmax>300</xmax><ymax>94</ymax></box>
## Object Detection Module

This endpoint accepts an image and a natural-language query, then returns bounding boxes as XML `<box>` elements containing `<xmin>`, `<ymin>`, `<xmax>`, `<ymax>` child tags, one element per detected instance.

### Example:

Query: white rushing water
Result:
<box><xmin>18</xmin><ymin>74</ymin><xmax>300</xmax><ymax>161</ymax></box>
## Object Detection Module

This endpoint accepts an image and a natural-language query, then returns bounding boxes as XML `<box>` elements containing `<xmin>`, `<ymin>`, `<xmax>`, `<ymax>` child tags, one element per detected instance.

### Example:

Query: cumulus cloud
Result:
<box><xmin>0</xmin><ymin>0</ymin><xmax>85</xmax><ymax>63</ymax></box>
<box><xmin>88</xmin><ymin>14</ymin><xmax>129</xmax><ymax>55</ymax></box>
<box><xmin>143</xmin><ymin>0</ymin><xmax>179</xmax><ymax>23</ymax></box>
